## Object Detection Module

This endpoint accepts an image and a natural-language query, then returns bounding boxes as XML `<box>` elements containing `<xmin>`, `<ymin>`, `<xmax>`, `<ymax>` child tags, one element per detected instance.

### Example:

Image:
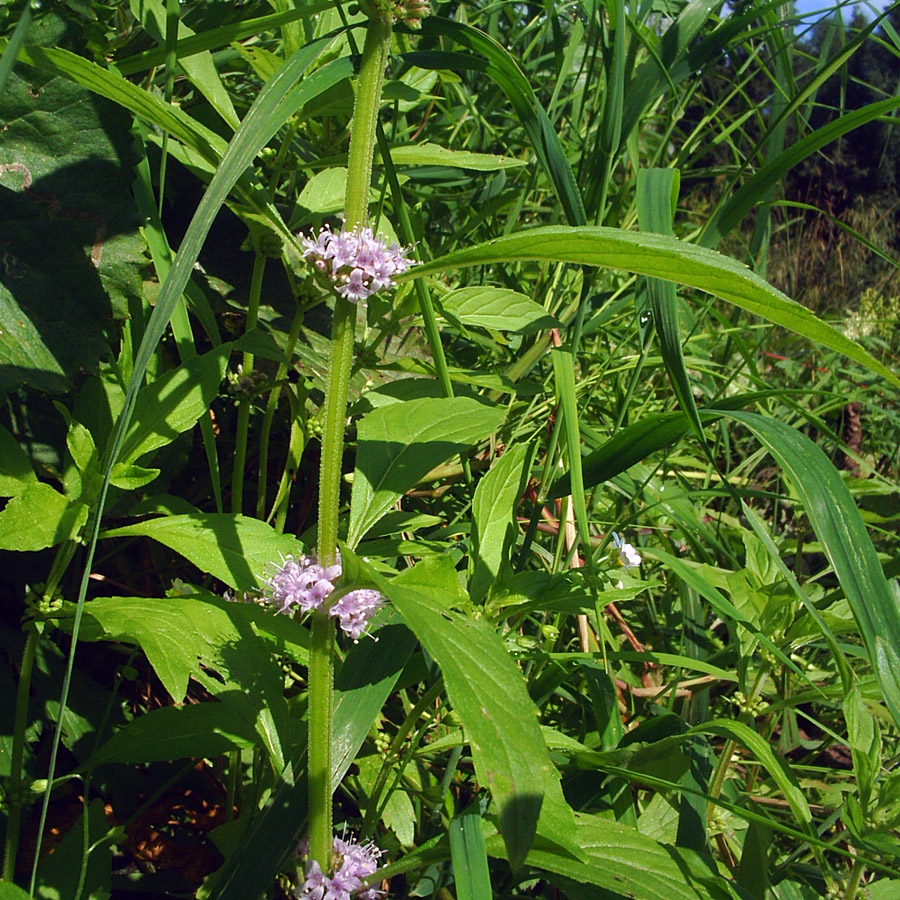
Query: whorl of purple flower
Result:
<box><xmin>295</xmin><ymin>834</ymin><xmax>383</xmax><ymax>900</ymax></box>
<box><xmin>301</xmin><ymin>225</ymin><xmax>414</xmax><ymax>302</ymax></box>
<box><xmin>263</xmin><ymin>553</ymin><xmax>385</xmax><ymax>642</ymax></box>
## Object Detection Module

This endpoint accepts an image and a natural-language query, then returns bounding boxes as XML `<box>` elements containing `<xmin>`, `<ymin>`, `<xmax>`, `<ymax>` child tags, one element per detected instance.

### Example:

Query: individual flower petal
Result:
<box><xmin>611</xmin><ymin>532</ymin><xmax>642</xmax><ymax>569</ymax></box>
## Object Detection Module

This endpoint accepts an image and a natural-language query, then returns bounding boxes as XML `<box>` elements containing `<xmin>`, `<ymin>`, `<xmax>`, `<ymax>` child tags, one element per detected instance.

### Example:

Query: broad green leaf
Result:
<box><xmin>341</xmin><ymin>549</ymin><xmax>581</xmax><ymax>871</ymax></box>
<box><xmin>119</xmin><ymin>343</ymin><xmax>232</xmax><ymax>463</ymax></box>
<box><xmin>383</xmin><ymin>142</ymin><xmax>527</xmax><ymax>170</ymax></box>
<box><xmin>441</xmin><ymin>287</ymin><xmax>559</xmax><ymax>333</ymax></box>
<box><xmin>488</xmin><ymin>812</ymin><xmax>742</xmax><ymax>900</ymax></box>
<box><xmin>725</xmin><ymin>411</ymin><xmax>900</xmax><ymax>727</ymax></box>
<box><xmin>108</xmin><ymin>462</ymin><xmax>160</xmax><ymax>491</ymax></box>
<box><xmin>296</xmin><ymin>166</ymin><xmax>349</xmax><ymax>217</ymax></box>
<box><xmin>89</xmin><ymin>702</ymin><xmax>259</xmax><ymax>766</ymax></box>
<box><xmin>101</xmin><ymin>513</ymin><xmax>300</xmax><ymax>591</ymax></box>
<box><xmin>450</xmin><ymin>814</ymin><xmax>493</xmax><ymax>900</ymax></box>
<box><xmin>470</xmin><ymin>442</ymin><xmax>533</xmax><ymax>602</ymax></box>
<box><xmin>0</xmin><ymin>883</ymin><xmax>34</xmax><ymax>900</ymax></box>
<box><xmin>74</xmin><ymin>595</ymin><xmax>290</xmax><ymax>768</ymax></box>
<box><xmin>0</xmin><ymin>483</ymin><xmax>87</xmax><ymax>551</ymax></box>
<box><xmin>348</xmin><ymin>397</ymin><xmax>505</xmax><ymax>547</ymax></box>
<box><xmin>0</xmin><ymin>72</ymin><xmax>144</xmax><ymax>394</ymax></box>
<box><xmin>0</xmin><ymin>424</ymin><xmax>36</xmax><ymax>496</ymax></box>
<box><xmin>405</xmin><ymin>226</ymin><xmax>900</xmax><ymax>391</ymax></box>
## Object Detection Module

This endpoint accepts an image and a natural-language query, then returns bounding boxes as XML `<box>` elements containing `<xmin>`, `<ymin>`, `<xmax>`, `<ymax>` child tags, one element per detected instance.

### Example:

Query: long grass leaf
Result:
<box><xmin>412</xmin><ymin>17</ymin><xmax>587</xmax><ymax>225</ymax></box>
<box><xmin>406</xmin><ymin>226</ymin><xmax>900</xmax><ymax>390</ymax></box>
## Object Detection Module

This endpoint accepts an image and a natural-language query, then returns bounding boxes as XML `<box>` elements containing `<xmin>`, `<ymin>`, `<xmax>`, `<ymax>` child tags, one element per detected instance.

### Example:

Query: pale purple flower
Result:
<box><xmin>301</xmin><ymin>225</ymin><xmax>415</xmax><ymax>302</ymax></box>
<box><xmin>611</xmin><ymin>532</ymin><xmax>642</xmax><ymax>569</ymax></box>
<box><xmin>329</xmin><ymin>590</ymin><xmax>384</xmax><ymax>642</ymax></box>
<box><xmin>264</xmin><ymin>555</ymin><xmax>338</xmax><ymax>614</ymax></box>
<box><xmin>263</xmin><ymin>553</ymin><xmax>385</xmax><ymax>641</ymax></box>
<box><xmin>295</xmin><ymin>834</ymin><xmax>384</xmax><ymax>900</ymax></box>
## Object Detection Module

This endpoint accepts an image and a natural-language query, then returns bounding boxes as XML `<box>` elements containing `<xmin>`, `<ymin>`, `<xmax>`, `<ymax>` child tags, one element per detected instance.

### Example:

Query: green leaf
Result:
<box><xmin>637</xmin><ymin>167</ymin><xmax>706</xmax><ymax>447</ymax></box>
<box><xmin>470</xmin><ymin>442</ymin><xmax>533</xmax><ymax>602</ymax></box>
<box><xmin>383</xmin><ymin>142</ymin><xmax>527</xmax><ymax>170</ymax></box>
<box><xmin>736</xmin><ymin>820</ymin><xmax>771</xmax><ymax>900</ymax></box>
<box><xmin>348</xmin><ymin>397</ymin><xmax>505</xmax><ymax>547</ymax></box>
<box><xmin>489</xmin><ymin>812</ymin><xmax>742</xmax><ymax>900</ymax></box>
<box><xmin>0</xmin><ymin>483</ymin><xmax>87</xmax><ymax>551</ymax></box>
<box><xmin>0</xmin><ymin>424</ymin><xmax>36</xmax><ymax>497</ymax></box>
<box><xmin>725</xmin><ymin>411</ymin><xmax>900</xmax><ymax>728</ymax></box>
<box><xmin>89</xmin><ymin>702</ymin><xmax>259</xmax><ymax>766</ymax></box>
<box><xmin>119</xmin><ymin>343</ymin><xmax>232</xmax><ymax>463</ymax></box>
<box><xmin>74</xmin><ymin>594</ymin><xmax>290</xmax><ymax>768</ymax></box>
<box><xmin>108</xmin><ymin>462</ymin><xmax>160</xmax><ymax>490</ymax></box>
<box><xmin>441</xmin><ymin>287</ymin><xmax>559</xmax><ymax>333</ymax></box>
<box><xmin>101</xmin><ymin>513</ymin><xmax>300</xmax><ymax>591</ymax></box>
<box><xmin>405</xmin><ymin>226</ymin><xmax>900</xmax><ymax>391</ymax></box>
<box><xmin>0</xmin><ymin>72</ymin><xmax>144</xmax><ymax>394</ymax></box>
<box><xmin>450</xmin><ymin>813</ymin><xmax>493</xmax><ymax>900</ymax></box>
<box><xmin>692</xmin><ymin>718</ymin><xmax>814</xmax><ymax>838</ymax></box>
<box><xmin>332</xmin><ymin>618</ymin><xmax>418</xmax><ymax>790</ymax></box>
<box><xmin>342</xmin><ymin>549</ymin><xmax>579</xmax><ymax>871</ymax></box>
<box><xmin>0</xmin><ymin>883</ymin><xmax>35</xmax><ymax>900</ymax></box>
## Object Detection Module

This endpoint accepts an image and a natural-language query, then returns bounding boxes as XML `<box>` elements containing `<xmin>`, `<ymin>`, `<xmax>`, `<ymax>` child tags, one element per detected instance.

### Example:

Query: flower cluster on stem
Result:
<box><xmin>296</xmin><ymin>834</ymin><xmax>383</xmax><ymax>900</ymax></box>
<box><xmin>264</xmin><ymin>553</ymin><xmax>384</xmax><ymax>641</ymax></box>
<box><xmin>302</xmin><ymin>225</ymin><xmax>414</xmax><ymax>302</ymax></box>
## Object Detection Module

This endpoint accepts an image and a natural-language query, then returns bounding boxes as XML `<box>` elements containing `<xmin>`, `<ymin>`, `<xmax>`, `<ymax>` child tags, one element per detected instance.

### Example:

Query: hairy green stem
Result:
<box><xmin>306</xmin><ymin>611</ymin><xmax>336</xmax><ymax>867</ymax></box>
<box><xmin>2</xmin><ymin>625</ymin><xmax>39</xmax><ymax>881</ymax></box>
<box><xmin>308</xmin><ymin>11</ymin><xmax>392</xmax><ymax>873</ymax></box>
<box><xmin>232</xmin><ymin>253</ymin><xmax>267</xmax><ymax>514</ymax></box>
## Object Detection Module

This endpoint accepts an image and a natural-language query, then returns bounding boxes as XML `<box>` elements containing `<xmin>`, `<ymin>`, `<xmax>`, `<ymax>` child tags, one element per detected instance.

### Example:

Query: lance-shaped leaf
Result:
<box><xmin>340</xmin><ymin>547</ymin><xmax>582</xmax><ymax>871</ymax></box>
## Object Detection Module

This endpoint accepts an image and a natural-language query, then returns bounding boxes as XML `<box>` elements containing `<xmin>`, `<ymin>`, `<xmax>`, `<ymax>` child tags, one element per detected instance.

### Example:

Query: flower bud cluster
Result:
<box><xmin>370</xmin><ymin>0</ymin><xmax>430</xmax><ymax>28</ymax></box>
<box><xmin>301</xmin><ymin>225</ymin><xmax>414</xmax><ymax>302</ymax></box>
<box><xmin>296</xmin><ymin>834</ymin><xmax>383</xmax><ymax>900</ymax></box>
<box><xmin>264</xmin><ymin>553</ymin><xmax>384</xmax><ymax>642</ymax></box>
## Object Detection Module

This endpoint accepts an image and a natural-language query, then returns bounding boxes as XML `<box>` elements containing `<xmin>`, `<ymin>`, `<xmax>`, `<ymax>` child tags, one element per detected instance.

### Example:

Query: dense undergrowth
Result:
<box><xmin>1</xmin><ymin>0</ymin><xmax>899</xmax><ymax>898</ymax></box>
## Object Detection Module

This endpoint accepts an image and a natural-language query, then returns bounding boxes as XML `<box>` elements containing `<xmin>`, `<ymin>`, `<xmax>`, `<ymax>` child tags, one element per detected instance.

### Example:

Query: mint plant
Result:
<box><xmin>1</xmin><ymin>2</ymin><xmax>899</xmax><ymax>899</ymax></box>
